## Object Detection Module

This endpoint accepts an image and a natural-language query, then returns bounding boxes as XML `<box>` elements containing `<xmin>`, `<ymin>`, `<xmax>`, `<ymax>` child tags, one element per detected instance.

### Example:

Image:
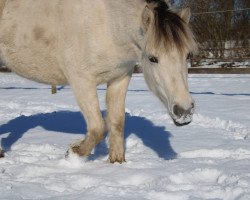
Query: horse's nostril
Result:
<box><xmin>173</xmin><ymin>105</ymin><xmax>185</xmax><ymax>117</ymax></box>
<box><xmin>173</xmin><ymin>104</ymin><xmax>194</xmax><ymax>118</ymax></box>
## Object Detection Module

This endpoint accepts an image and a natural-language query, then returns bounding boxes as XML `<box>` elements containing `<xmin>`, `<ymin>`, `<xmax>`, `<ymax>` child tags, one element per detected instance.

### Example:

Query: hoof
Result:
<box><xmin>66</xmin><ymin>140</ymin><xmax>91</xmax><ymax>157</ymax></box>
<box><xmin>65</xmin><ymin>140</ymin><xmax>82</xmax><ymax>158</ymax></box>
<box><xmin>108</xmin><ymin>156</ymin><xmax>126</xmax><ymax>164</ymax></box>
<box><xmin>0</xmin><ymin>149</ymin><xmax>4</xmax><ymax>158</ymax></box>
<box><xmin>65</xmin><ymin>148</ymin><xmax>80</xmax><ymax>159</ymax></box>
<box><xmin>108</xmin><ymin>149</ymin><xmax>125</xmax><ymax>164</ymax></box>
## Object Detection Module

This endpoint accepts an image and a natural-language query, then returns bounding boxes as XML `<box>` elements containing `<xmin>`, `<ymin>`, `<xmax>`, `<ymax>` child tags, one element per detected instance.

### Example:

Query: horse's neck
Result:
<box><xmin>105</xmin><ymin>0</ymin><xmax>146</xmax><ymax>56</ymax></box>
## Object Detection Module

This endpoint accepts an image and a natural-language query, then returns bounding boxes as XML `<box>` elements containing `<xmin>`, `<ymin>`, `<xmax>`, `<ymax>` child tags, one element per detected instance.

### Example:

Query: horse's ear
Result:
<box><xmin>142</xmin><ymin>6</ymin><xmax>154</xmax><ymax>32</ymax></box>
<box><xmin>178</xmin><ymin>8</ymin><xmax>191</xmax><ymax>24</ymax></box>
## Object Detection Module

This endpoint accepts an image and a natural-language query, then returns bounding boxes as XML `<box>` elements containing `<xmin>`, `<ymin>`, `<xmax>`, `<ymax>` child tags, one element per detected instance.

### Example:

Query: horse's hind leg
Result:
<box><xmin>68</xmin><ymin>77</ymin><xmax>105</xmax><ymax>157</ymax></box>
<box><xmin>106</xmin><ymin>72</ymin><xmax>132</xmax><ymax>163</ymax></box>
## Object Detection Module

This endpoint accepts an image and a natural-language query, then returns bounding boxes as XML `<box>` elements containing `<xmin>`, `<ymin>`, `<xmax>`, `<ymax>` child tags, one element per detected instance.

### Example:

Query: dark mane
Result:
<box><xmin>145</xmin><ymin>0</ymin><xmax>197</xmax><ymax>53</ymax></box>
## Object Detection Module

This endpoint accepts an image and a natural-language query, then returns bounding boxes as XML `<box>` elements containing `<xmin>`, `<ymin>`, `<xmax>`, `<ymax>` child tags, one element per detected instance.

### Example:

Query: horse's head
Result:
<box><xmin>140</xmin><ymin>1</ymin><xmax>197</xmax><ymax>126</ymax></box>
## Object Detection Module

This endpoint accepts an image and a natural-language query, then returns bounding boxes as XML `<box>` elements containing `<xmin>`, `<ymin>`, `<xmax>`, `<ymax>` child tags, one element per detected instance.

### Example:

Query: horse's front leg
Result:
<box><xmin>68</xmin><ymin>77</ymin><xmax>105</xmax><ymax>157</ymax></box>
<box><xmin>106</xmin><ymin>72</ymin><xmax>133</xmax><ymax>163</ymax></box>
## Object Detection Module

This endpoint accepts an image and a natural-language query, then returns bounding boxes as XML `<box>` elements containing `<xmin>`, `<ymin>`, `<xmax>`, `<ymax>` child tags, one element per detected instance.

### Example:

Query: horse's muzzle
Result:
<box><xmin>172</xmin><ymin>103</ymin><xmax>194</xmax><ymax>126</ymax></box>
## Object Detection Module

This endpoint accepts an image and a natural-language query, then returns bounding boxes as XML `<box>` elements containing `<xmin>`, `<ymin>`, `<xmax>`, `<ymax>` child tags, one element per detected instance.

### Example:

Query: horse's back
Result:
<box><xmin>0</xmin><ymin>0</ymin><xmax>137</xmax><ymax>85</ymax></box>
<box><xmin>0</xmin><ymin>0</ymin><xmax>67</xmax><ymax>85</ymax></box>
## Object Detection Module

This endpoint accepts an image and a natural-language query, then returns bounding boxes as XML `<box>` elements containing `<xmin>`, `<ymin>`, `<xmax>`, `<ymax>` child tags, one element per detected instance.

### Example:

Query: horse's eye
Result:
<box><xmin>149</xmin><ymin>56</ymin><xmax>158</xmax><ymax>63</ymax></box>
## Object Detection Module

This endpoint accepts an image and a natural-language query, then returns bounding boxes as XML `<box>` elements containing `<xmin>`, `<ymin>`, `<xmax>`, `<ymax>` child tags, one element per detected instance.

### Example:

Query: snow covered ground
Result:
<box><xmin>0</xmin><ymin>73</ymin><xmax>250</xmax><ymax>200</ymax></box>
<box><xmin>190</xmin><ymin>60</ymin><xmax>249</xmax><ymax>68</ymax></box>
<box><xmin>189</xmin><ymin>59</ymin><xmax>250</xmax><ymax>68</ymax></box>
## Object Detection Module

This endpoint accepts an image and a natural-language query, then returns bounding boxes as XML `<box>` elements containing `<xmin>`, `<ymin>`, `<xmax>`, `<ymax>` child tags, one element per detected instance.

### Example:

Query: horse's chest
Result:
<box><xmin>94</xmin><ymin>61</ymin><xmax>135</xmax><ymax>84</ymax></box>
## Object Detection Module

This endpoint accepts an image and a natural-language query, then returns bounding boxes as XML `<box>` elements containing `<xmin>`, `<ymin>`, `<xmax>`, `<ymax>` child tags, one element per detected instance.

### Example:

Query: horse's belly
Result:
<box><xmin>0</xmin><ymin>46</ymin><xmax>67</xmax><ymax>85</ymax></box>
<box><xmin>0</xmin><ymin>1</ymin><xmax>67</xmax><ymax>85</ymax></box>
<box><xmin>9</xmin><ymin>61</ymin><xmax>67</xmax><ymax>86</ymax></box>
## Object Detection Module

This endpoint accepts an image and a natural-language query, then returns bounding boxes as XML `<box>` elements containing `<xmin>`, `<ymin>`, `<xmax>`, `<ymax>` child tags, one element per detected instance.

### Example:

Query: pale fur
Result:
<box><xmin>0</xmin><ymin>0</ymin><xmax>196</xmax><ymax>162</ymax></box>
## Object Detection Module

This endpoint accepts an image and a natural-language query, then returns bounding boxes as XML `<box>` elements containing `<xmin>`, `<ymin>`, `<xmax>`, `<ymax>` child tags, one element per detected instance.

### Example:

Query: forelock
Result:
<box><xmin>145</xmin><ymin>0</ymin><xmax>197</xmax><ymax>54</ymax></box>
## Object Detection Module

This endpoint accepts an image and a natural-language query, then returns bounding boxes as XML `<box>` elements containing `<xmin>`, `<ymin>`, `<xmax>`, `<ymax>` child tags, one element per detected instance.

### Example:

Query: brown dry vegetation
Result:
<box><xmin>181</xmin><ymin>0</ymin><xmax>250</xmax><ymax>59</ymax></box>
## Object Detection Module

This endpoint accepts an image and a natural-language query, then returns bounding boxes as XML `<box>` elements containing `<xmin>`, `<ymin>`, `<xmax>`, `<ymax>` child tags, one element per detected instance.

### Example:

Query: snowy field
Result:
<box><xmin>0</xmin><ymin>73</ymin><xmax>250</xmax><ymax>200</ymax></box>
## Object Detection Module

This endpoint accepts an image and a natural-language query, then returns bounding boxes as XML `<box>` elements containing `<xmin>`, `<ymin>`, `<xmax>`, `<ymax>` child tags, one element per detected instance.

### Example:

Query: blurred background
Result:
<box><xmin>171</xmin><ymin>0</ymin><xmax>250</xmax><ymax>68</ymax></box>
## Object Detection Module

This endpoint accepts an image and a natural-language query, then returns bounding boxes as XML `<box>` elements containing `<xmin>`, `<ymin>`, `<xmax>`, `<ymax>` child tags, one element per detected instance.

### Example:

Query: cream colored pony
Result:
<box><xmin>0</xmin><ymin>0</ymin><xmax>197</xmax><ymax>162</ymax></box>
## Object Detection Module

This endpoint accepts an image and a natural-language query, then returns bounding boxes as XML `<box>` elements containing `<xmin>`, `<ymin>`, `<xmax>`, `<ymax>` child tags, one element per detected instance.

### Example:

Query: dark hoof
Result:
<box><xmin>0</xmin><ymin>149</ymin><xmax>4</xmax><ymax>158</ymax></box>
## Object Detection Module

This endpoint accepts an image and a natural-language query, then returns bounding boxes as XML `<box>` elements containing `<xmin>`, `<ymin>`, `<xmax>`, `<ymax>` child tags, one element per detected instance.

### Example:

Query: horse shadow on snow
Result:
<box><xmin>0</xmin><ymin>111</ymin><xmax>176</xmax><ymax>160</ymax></box>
